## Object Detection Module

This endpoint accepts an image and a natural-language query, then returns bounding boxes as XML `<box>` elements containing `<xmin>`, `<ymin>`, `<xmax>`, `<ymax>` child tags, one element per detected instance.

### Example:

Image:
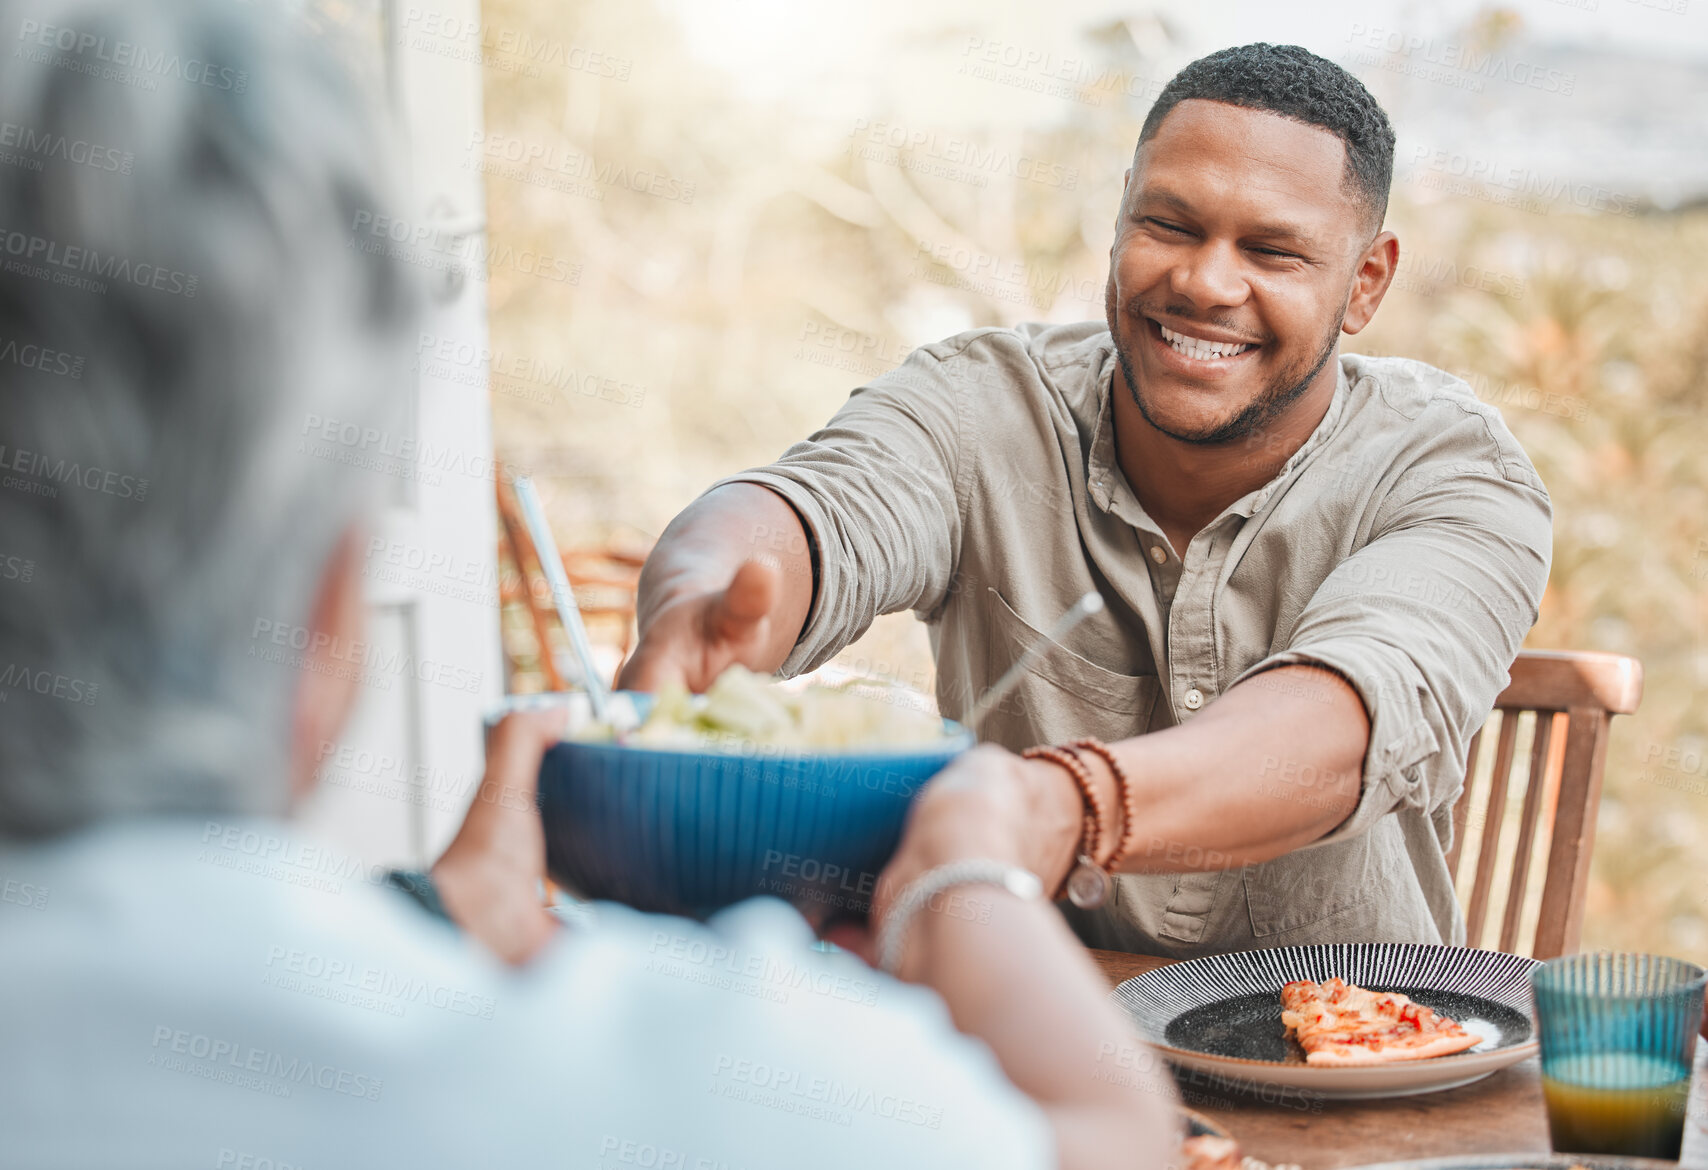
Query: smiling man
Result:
<box><xmin>619</xmin><ymin>44</ymin><xmax>1552</xmax><ymax>957</ymax></box>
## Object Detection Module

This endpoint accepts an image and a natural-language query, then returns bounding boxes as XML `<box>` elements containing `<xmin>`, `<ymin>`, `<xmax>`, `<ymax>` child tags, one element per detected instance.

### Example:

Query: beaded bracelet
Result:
<box><xmin>1021</xmin><ymin>744</ymin><xmax>1102</xmax><ymax>855</ymax></box>
<box><xmin>1066</xmin><ymin>737</ymin><xmax>1138</xmax><ymax>869</ymax></box>
<box><xmin>1020</xmin><ymin>744</ymin><xmax>1114</xmax><ymax>909</ymax></box>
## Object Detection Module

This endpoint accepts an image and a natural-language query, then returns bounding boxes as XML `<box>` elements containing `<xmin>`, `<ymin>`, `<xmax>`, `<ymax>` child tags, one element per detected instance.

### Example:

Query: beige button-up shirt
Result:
<box><xmin>720</xmin><ymin>321</ymin><xmax>1551</xmax><ymax>958</ymax></box>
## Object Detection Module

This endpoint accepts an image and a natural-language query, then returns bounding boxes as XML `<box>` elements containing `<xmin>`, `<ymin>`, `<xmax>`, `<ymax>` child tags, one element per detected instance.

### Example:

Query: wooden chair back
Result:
<box><xmin>495</xmin><ymin>474</ymin><xmax>567</xmax><ymax>691</ymax></box>
<box><xmin>1446</xmin><ymin>650</ymin><xmax>1642</xmax><ymax>959</ymax></box>
<box><xmin>494</xmin><ymin>473</ymin><xmax>646</xmax><ymax>692</ymax></box>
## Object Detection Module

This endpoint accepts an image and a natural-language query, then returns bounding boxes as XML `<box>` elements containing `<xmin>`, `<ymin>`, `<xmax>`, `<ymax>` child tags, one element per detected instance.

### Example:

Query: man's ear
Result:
<box><xmin>1342</xmin><ymin>231</ymin><xmax>1398</xmax><ymax>336</ymax></box>
<box><xmin>287</xmin><ymin>523</ymin><xmax>367</xmax><ymax>805</ymax></box>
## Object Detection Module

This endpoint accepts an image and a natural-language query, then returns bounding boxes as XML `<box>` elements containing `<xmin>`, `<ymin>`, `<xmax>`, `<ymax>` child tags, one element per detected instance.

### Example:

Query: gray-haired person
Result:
<box><xmin>0</xmin><ymin>1</ymin><xmax>1176</xmax><ymax>1167</ymax></box>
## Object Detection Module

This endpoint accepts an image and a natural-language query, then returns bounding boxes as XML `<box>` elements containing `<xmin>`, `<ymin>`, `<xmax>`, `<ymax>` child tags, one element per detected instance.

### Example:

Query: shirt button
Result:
<box><xmin>1148</xmin><ymin>545</ymin><xmax>1166</xmax><ymax>565</ymax></box>
<box><xmin>1183</xmin><ymin>688</ymin><xmax>1204</xmax><ymax>711</ymax></box>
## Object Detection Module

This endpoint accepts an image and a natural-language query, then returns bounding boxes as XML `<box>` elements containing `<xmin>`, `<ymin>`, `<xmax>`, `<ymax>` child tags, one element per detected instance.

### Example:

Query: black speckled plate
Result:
<box><xmin>1182</xmin><ymin>1107</ymin><xmax>1229</xmax><ymax>1139</ymax></box>
<box><xmin>1347</xmin><ymin>1157</ymin><xmax>1677</xmax><ymax>1170</ymax></box>
<box><xmin>1111</xmin><ymin>943</ymin><xmax>1540</xmax><ymax>1099</ymax></box>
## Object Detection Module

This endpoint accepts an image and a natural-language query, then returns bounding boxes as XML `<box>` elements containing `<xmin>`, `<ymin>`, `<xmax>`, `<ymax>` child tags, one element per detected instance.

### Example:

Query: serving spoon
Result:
<box><xmin>512</xmin><ymin>475</ymin><xmax>616</xmax><ymax>726</ymax></box>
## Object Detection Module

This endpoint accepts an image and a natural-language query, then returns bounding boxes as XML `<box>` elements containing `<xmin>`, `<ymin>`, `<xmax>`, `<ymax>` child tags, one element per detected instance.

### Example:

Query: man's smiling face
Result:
<box><xmin>1106</xmin><ymin>99</ymin><xmax>1378</xmax><ymax>445</ymax></box>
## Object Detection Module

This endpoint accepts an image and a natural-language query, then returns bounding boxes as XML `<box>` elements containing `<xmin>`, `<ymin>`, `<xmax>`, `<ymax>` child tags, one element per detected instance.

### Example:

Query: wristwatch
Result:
<box><xmin>384</xmin><ymin>868</ymin><xmax>454</xmax><ymax>924</ymax></box>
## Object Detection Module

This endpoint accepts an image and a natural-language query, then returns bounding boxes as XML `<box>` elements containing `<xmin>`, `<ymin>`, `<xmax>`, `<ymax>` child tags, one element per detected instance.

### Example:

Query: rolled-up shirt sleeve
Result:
<box><xmin>1234</xmin><ymin>459</ymin><xmax>1553</xmax><ymax>843</ymax></box>
<box><xmin>711</xmin><ymin>341</ymin><xmax>970</xmax><ymax>677</ymax></box>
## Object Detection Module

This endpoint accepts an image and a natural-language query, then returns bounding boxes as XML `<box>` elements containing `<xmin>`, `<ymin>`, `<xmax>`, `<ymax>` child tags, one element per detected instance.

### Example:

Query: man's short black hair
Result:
<box><xmin>1138</xmin><ymin>43</ymin><xmax>1396</xmax><ymax>230</ymax></box>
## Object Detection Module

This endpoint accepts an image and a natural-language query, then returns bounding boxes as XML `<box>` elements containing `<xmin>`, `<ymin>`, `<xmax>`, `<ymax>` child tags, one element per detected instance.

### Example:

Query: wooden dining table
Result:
<box><xmin>1090</xmin><ymin>949</ymin><xmax>1708</xmax><ymax>1168</ymax></box>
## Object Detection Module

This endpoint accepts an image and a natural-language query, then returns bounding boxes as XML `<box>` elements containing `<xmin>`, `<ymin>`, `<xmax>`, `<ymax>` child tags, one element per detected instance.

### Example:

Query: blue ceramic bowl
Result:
<box><xmin>538</xmin><ymin>703</ymin><xmax>973</xmax><ymax>922</ymax></box>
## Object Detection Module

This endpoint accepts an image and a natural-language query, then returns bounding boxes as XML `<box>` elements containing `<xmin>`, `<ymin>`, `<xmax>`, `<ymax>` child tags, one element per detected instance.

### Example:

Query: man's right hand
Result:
<box><xmin>617</xmin><ymin>558</ymin><xmax>788</xmax><ymax>693</ymax></box>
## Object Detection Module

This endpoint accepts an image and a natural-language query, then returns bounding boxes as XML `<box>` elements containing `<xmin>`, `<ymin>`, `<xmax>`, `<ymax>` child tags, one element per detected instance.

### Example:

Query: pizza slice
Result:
<box><xmin>1179</xmin><ymin>1134</ymin><xmax>1241</xmax><ymax>1170</ymax></box>
<box><xmin>1279</xmin><ymin>977</ymin><xmax>1481</xmax><ymax>1066</ymax></box>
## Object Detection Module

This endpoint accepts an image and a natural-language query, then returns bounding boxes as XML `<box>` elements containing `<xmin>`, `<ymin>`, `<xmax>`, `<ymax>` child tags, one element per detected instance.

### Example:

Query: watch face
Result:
<box><xmin>1066</xmin><ymin>861</ymin><xmax>1111</xmax><ymax>910</ymax></box>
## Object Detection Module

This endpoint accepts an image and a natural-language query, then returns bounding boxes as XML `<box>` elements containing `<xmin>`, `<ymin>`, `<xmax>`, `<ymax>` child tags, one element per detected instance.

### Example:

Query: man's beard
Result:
<box><xmin>1112</xmin><ymin>305</ymin><xmax>1344</xmax><ymax>446</ymax></box>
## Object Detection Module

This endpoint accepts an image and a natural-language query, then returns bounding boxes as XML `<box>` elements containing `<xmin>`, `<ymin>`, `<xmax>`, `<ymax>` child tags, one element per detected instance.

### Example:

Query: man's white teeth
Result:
<box><xmin>1160</xmin><ymin>324</ymin><xmax>1253</xmax><ymax>361</ymax></box>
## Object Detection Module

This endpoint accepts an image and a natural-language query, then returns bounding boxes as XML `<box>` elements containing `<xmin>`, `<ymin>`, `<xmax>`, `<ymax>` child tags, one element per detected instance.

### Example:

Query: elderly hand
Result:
<box><xmin>826</xmin><ymin>744</ymin><xmax>1081</xmax><ymax>965</ymax></box>
<box><xmin>430</xmin><ymin>708</ymin><xmax>567</xmax><ymax>965</ymax></box>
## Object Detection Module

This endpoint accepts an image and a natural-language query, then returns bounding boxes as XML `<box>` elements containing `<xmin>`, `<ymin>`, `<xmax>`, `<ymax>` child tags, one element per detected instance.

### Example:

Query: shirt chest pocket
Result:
<box><xmin>977</xmin><ymin>589</ymin><xmax>1162</xmax><ymax>749</ymax></box>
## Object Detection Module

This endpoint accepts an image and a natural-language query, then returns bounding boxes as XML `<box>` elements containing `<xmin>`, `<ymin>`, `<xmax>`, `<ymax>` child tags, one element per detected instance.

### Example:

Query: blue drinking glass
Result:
<box><xmin>1531</xmin><ymin>952</ymin><xmax>1707</xmax><ymax>1158</ymax></box>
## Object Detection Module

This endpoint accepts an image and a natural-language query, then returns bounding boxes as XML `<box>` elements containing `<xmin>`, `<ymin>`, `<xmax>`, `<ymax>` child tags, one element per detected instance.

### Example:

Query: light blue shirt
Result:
<box><xmin>0</xmin><ymin>817</ymin><xmax>1053</xmax><ymax>1169</ymax></box>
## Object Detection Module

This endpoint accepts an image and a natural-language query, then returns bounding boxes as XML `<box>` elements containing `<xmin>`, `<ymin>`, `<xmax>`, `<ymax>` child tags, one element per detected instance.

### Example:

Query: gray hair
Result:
<box><xmin>0</xmin><ymin>0</ymin><xmax>417</xmax><ymax>836</ymax></box>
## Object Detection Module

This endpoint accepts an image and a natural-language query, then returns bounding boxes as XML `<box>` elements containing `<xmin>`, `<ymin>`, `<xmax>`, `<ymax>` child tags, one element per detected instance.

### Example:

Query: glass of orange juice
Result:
<box><xmin>1532</xmin><ymin>952</ymin><xmax>1706</xmax><ymax>1158</ymax></box>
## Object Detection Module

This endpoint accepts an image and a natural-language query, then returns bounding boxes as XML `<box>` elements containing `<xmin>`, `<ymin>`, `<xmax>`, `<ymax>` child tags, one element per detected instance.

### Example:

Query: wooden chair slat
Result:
<box><xmin>1465</xmin><ymin>713</ymin><xmax>1521</xmax><ymax>946</ymax></box>
<box><xmin>1446</xmin><ymin>727</ymin><xmax>1483</xmax><ymax>880</ymax></box>
<box><xmin>494</xmin><ymin>475</ymin><xmax>566</xmax><ymax>692</ymax></box>
<box><xmin>1532</xmin><ymin>706</ymin><xmax>1615</xmax><ymax>959</ymax></box>
<box><xmin>1498</xmin><ymin>712</ymin><xmax>1558</xmax><ymax>953</ymax></box>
